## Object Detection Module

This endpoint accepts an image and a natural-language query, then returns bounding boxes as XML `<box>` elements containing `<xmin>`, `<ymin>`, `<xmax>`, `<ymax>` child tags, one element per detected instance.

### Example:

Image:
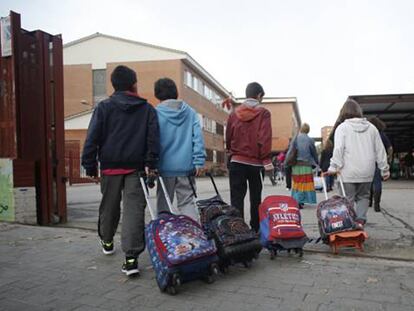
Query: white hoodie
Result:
<box><xmin>328</xmin><ymin>118</ymin><xmax>389</xmax><ymax>183</ymax></box>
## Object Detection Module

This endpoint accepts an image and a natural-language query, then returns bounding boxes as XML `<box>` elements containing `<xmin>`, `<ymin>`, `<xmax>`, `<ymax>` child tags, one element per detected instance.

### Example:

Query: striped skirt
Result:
<box><xmin>291</xmin><ymin>165</ymin><xmax>316</xmax><ymax>204</ymax></box>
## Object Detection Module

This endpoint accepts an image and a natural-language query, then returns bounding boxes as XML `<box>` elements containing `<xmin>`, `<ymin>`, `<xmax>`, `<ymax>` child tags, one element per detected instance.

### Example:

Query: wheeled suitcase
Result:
<box><xmin>317</xmin><ymin>175</ymin><xmax>367</xmax><ymax>253</ymax></box>
<box><xmin>259</xmin><ymin>195</ymin><xmax>308</xmax><ymax>259</ymax></box>
<box><xmin>142</xmin><ymin>174</ymin><xmax>219</xmax><ymax>295</ymax></box>
<box><xmin>317</xmin><ymin>175</ymin><xmax>358</xmax><ymax>241</ymax></box>
<box><xmin>195</xmin><ymin>173</ymin><xmax>262</xmax><ymax>271</ymax></box>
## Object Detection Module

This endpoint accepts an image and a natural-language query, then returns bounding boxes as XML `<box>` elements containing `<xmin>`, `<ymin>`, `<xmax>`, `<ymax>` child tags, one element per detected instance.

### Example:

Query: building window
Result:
<box><xmin>198</xmin><ymin>113</ymin><xmax>203</xmax><ymax>128</ymax></box>
<box><xmin>203</xmin><ymin>116</ymin><xmax>212</xmax><ymax>133</ymax></box>
<box><xmin>213</xmin><ymin>150</ymin><xmax>217</xmax><ymax>163</ymax></box>
<box><xmin>204</xmin><ymin>84</ymin><xmax>211</xmax><ymax>100</ymax></box>
<box><xmin>93</xmin><ymin>69</ymin><xmax>106</xmax><ymax>104</ymax></box>
<box><xmin>216</xmin><ymin>123</ymin><xmax>224</xmax><ymax>135</ymax></box>
<box><xmin>183</xmin><ymin>69</ymin><xmax>227</xmax><ymax>111</ymax></box>
<box><xmin>192</xmin><ymin>76</ymin><xmax>198</xmax><ymax>90</ymax></box>
<box><xmin>206</xmin><ymin>149</ymin><xmax>214</xmax><ymax>162</ymax></box>
<box><xmin>197</xmin><ymin>79</ymin><xmax>204</xmax><ymax>94</ymax></box>
<box><xmin>203</xmin><ymin>116</ymin><xmax>218</xmax><ymax>134</ymax></box>
<box><xmin>185</xmin><ymin>71</ymin><xmax>192</xmax><ymax>87</ymax></box>
<box><xmin>217</xmin><ymin>151</ymin><xmax>225</xmax><ymax>164</ymax></box>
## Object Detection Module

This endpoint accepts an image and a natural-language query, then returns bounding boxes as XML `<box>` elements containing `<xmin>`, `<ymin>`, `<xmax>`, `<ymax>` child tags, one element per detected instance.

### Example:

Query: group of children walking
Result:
<box><xmin>82</xmin><ymin>65</ymin><xmax>390</xmax><ymax>277</ymax></box>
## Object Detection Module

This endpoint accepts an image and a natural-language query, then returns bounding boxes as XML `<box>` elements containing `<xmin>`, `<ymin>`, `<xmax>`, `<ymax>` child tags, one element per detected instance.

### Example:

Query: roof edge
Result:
<box><xmin>63</xmin><ymin>32</ymin><xmax>187</xmax><ymax>56</ymax></box>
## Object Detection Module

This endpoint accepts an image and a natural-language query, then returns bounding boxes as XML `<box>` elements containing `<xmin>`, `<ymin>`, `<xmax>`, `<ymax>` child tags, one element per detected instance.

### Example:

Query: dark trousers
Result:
<box><xmin>285</xmin><ymin>166</ymin><xmax>292</xmax><ymax>189</ymax></box>
<box><xmin>229</xmin><ymin>162</ymin><xmax>262</xmax><ymax>232</ymax></box>
<box><xmin>372</xmin><ymin>167</ymin><xmax>382</xmax><ymax>193</ymax></box>
<box><xmin>98</xmin><ymin>171</ymin><xmax>146</xmax><ymax>258</ymax></box>
<box><xmin>325</xmin><ymin>175</ymin><xmax>334</xmax><ymax>190</ymax></box>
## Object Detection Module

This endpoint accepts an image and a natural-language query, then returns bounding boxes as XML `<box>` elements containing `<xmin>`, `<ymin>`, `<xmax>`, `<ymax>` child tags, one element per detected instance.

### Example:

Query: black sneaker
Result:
<box><xmin>121</xmin><ymin>257</ymin><xmax>140</xmax><ymax>276</ymax></box>
<box><xmin>100</xmin><ymin>240</ymin><xmax>115</xmax><ymax>255</ymax></box>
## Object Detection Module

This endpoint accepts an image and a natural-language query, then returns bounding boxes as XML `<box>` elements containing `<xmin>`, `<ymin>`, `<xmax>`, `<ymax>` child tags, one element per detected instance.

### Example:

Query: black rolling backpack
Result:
<box><xmin>191</xmin><ymin>173</ymin><xmax>262</xmax><ymax>272</ymax></box>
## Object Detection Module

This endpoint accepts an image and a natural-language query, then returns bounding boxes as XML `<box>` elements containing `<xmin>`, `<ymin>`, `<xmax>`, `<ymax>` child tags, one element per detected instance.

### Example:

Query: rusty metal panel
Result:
<box><xmin>51</xmin><ymin>35</ymin><xmax>67</xmax><ymax>222</ymax></box>
<box><xmin>36</xmin><ymin>31</ymin><xmax>53</xmax><ymax>225</ymax></box>
<box><xmin>13</xmin><ymin>159</ymin><xmax>35</xmax><ymax>187</ymax></box>
<box><xmin>0</xmin><ymin>12</ymin><xmax>20</xmax><ymax>158</ymax></box>
<box><xmin>17</xmin><ymin>30</ymin><xmax>44</xmax><ymax>160</ymax></box>
<box><xmin>0</xmin><ymin>56</ymin><xmax>16</xmax><ymax>157</ymax></box>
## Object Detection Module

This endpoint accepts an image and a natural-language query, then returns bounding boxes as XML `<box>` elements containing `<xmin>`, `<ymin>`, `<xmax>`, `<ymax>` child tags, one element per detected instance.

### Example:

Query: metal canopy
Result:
<box><xmin>349</xmin><ymin>94</ymin><xmax>414</xmax><ymax>153</ymax></box>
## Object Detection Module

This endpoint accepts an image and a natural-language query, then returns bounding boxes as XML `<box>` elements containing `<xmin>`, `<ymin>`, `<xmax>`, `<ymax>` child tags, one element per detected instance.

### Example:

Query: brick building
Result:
<box><xmin>237</xmin><ymin>97</ymin><xmax>302</xmax><ymax>153</ymax></box>
<box><xmin>63</xmin><ymin>33</ymin><xmax>231</xmax><ymax>175</ymax></box>
<box><xmin>321</xmin><ymin>126</ymin><xmax>333</xmax><ymax>146</ymax></box>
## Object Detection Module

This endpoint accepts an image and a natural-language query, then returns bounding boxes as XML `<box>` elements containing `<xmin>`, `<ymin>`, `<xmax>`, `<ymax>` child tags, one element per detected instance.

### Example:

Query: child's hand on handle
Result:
<box><xmin>195</xmin><ymin>167</ymin><xmax>204</xmax><ymax>177</ymax></box>
<box><xmin>145</xmin><ymin>166</ymin><xmax>158</xmax><ymax>176</ymax></box>
<box><xmin>263</xmin><ymin>162</ymin><xmax>274</xmax><ymax>172</ymax></box>
<box><xmin>322</xmin><ymin>170</ymin><xmax>336</xmax><ymax>177</ymax></box>
<box><xmin>86</xmin><ymin>166</ymin><xmax>98</xmax><ymax>178</ymax></box>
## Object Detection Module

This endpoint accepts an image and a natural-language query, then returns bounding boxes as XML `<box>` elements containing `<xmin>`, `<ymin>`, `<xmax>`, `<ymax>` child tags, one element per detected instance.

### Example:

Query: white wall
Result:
<box><xmin>64</xmin><ymin>35</ymin><xmax>185</xmax><ymax>69</ymax></box>
<box><xmin>65</xmin><ymin>112</ymin><xmax>93</xmax><ymax>130</ymax></box>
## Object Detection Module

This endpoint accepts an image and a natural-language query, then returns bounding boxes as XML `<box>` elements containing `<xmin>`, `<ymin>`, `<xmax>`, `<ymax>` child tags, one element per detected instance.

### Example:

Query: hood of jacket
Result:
<box><xmin>235</xmin><ymin>104</ymin><xmax>263</xmax><ymax>122</ymax></box>
<box><xmin>110</xmin><ymin>91</ymin><xmax>148</xmax><ymax>112</ymax></box>
<box><xmin>156</xmin><ymin>99</ymin><xmax>190</xmax><ymax>126</ymax></box>
<box><xmin>344</xmin><ymin>118</ymin><xmax>371</xmax><ymax>133</ymax></box>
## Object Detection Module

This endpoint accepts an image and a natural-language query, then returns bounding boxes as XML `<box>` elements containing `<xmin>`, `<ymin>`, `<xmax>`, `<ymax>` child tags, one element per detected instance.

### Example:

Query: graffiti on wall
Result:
<box><xmin>0</xmin><ymin>159</ymin><xmax>14</xmax><ymax>221</ymax></box>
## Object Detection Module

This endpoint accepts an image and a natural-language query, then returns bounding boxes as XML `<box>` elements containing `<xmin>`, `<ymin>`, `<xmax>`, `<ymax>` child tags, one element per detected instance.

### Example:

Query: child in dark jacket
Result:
<box><xmin>82</xmin><ymin>65</ymin><xmax>159</xmax><ymax>276</ymax></box>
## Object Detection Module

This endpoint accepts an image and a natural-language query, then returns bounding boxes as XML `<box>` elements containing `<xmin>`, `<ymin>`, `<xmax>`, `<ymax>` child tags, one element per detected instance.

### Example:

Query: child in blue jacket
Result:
<box><xmin>154</xmin><ymin>78</ymin><xmax>205</xmax><ymax>220</ymax></box>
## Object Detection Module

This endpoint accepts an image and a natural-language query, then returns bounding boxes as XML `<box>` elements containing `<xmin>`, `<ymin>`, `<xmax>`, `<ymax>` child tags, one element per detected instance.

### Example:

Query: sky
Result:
<box><xmin>1</xmin><ymin>0</ymin><xmax>413</xmax><ymax>136</ymax></box>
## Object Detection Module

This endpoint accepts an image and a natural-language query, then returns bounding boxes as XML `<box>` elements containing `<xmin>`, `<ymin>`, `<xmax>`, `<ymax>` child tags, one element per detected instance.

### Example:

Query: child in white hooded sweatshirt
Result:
<box><xmin>327</xmin><ymin>99</ymin><xmax>390</xmax><ymax>227</ymax></box>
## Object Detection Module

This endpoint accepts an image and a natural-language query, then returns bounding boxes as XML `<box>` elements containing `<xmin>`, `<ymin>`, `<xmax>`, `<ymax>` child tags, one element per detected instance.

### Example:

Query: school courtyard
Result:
<box><xmin>0</xmin><ymin>178</ymin><xmax>413</xmax><ymax>311</ymax></box>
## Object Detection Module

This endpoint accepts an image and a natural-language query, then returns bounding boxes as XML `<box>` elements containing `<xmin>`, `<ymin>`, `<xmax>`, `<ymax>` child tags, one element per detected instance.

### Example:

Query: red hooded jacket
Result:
<box><xmin>226</xmin><ymin>104</ymin><xmax>272</xmax><ymax>166</ymax></box>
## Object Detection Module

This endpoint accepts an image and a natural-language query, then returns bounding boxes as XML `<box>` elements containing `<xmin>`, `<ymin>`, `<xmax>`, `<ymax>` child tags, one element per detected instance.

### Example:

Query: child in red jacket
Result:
<box><xmin>225</xmin><ymin>82</ymin><xmax>272</xmax><ymax>232</ymax></box>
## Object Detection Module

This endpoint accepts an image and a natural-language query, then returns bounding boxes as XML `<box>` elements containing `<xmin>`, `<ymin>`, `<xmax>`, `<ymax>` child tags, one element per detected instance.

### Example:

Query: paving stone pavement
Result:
<box><xmin>1</xmin><ymin>222</ymin><xmax>414</xmax><ymax>311</ymax></box>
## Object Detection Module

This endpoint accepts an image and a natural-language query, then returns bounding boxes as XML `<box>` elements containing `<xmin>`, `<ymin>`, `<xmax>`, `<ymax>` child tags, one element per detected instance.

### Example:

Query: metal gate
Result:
<box><xmin>65</xmin><ymin>140</ymin><xmax>99</xmax><ymax>185</ymax></box>
<box><xmin>0</xmin><ymin>11</ymin><xmax>67</xmax><ymax>224</ymax></box>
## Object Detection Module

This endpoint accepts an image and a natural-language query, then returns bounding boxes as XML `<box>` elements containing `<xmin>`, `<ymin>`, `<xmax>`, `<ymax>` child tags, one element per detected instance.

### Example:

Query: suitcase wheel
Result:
<box><xmin>203</xmin><ymin>274</ymin><xmax>215</xmax><ymax>284</ymax></box>
<box><xmin>210</xmin><ymin>263</ymin><xmax>219</xmax><ymax>276</ymax></box>
<box><xmin>270</xmin><ymin>249</ymin><xmax>277</xmax><ymax>260</ymax></box>
<box><xmin>243</xmin><ymin>260</ymin><xmax>252</xmax><ymax>268</ymax></box>
<box><xmin>166</xmin><ymin>285</ymin><xmax>178</xmax><ymax>295</ymax></box>
<box><xmin>166</xmin><ymin>273</ymin><xmax>181</xmax><ymax>295</ymax></box>
<box><xmin>172</xmin><ymin>273</ymin><xmax>181</xmax><ymax>286</ymax></box>
<box><xmin>203</xmin><ymin>263</ymin><xmax>219</xmax><ymax>284</ymax></box>
<box><xmin>296</xmin><ymin>248</ymin><xmax>304</xmax><ymax>257</ymax></box>
<box><xmin>219</xmin><ymin>264</ymin><xmax>229</xmax><ymax>274</ymax></box>
<box><xmin>156</xmin><ymin>280</ymin><xmax>164</xmax><ymax>293</ymax></box>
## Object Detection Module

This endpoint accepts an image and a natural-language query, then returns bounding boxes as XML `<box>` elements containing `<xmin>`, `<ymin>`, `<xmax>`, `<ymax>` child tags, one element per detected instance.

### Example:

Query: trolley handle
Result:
<box><xmin>321</xmin><ymin>172</ymin><xmax>346</xmax><ymax>200</ymax></box>
<box><xmin>205</xmin><ymin>172</ymin><xmax>220</xmax><ymax>197</ymax></box>
<box><xmin>139</xmin><ymin>172</ymin><xmax>177</xmax><ymax>220</ymax></box>
<box><xmin>187</xmin><ymin>169</ymin><xmax>198</xmax><ymax>199</ymax></box>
